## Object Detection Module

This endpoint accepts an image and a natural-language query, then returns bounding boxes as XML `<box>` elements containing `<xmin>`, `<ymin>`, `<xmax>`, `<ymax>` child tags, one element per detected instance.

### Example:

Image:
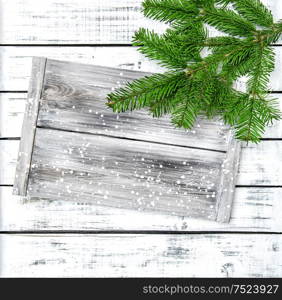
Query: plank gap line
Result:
<box><xmin>0</xmin><ymin>231</ymin><xmax>281</xmax><ymax>235</ymax></box>
<box><xmin>36</xmin><ymin>125</ymin><xmax>227</xmax><ymax>154</ymax></box>
<box><xmin>0</xmin><ymin>91</ymin><xmax>28</xmax><ymax>93</ymax></box>
<box><xmin>0</xmin><ymin>137</ymin><xmax>21</xmax><ymax>141</ymax></box>
<box><xmin>260</xmin><ymin>139</ymin><xmax>282</xmax><ymax>141</ymax></box>
<box><xmin>0</xmin><ymin>43</ymin><xmax>281</xmax><ymax>47</ymax></box>
<box><xmin>236</xmin><ymin>185</ymin><xmax>282</xmax><ymax>188</ymax></box>
<box><xmin>0</xmin><ymin>44</ymin><xmax>133</xmax><ymax>47</ymax></box>
<box><xmin>2</xmin><ymin>184</ymin><xmax>281</xmax><ymax>188</ymax></box>
<box><xmin>1</xmin><ymin>90</ymin><xmax>282</xmax><ymax>93</ymax></box>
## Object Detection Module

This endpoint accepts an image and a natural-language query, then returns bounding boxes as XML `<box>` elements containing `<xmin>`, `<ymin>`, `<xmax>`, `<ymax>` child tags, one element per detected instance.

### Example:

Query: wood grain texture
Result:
<box><xmin>2</xmin><ymin>46</ymin><xmax>282</xmax><ymax>91</ymax></box>
<box><xmin>0</xmin><ymin>0</ymin><xmax>281</xmax><ymax>279</ymax></box>
<box><xmin>27</xmin><ymin>127</ymin><xmax>231</xmax><ymax>221</ymax></box>
<box><xmin>11</xmin><ymin>59</ymin><xmax>241</xmax><ymax>222</ymax></box>
<box><xmin>1</xmin><ymin>92</ymin><xmax>282</xmax><ymax>139</ymax></box>
<box><xmin>239</xmin><ymin>141</ymin><xmax>282</xmax><ymax>186</ymax></box>
<box><xmin>13</xmin><ymin>57</ymin><xmax>46</xmax><ymax>196</ymax></box>
<box><xmin>1</xmin><ymin>186</ymin><xmax>282</xmax><ymax>232</ymax></box>
<box><xmin>0</xmin><ymin>46</ymin><xmax>164</xmax><ymax>91</ymax></box>
<box><xmin>0</xmin><ymin>0</ymin><xmax>280</xmax><ymax>44</ymax></box>
<box><xmin>39</xmin><ymin>59</ymin><xmax>232</xmax><ymax>152</ymax></box>
<box><xmin>216</xmin><ymin>137</ymin><xmax>241</xmax><ymax>223</ymax></box>
<box><xmin>0</xmin><ymin>0</ymin><xmax>162</xmax><ymax>44</ymax></box>
<box><xmin>1</xmin><ymin>233</ymin><xmax>282</xmax><ymax>277</ymax></box>
<box><xmin>3</xmin><ymin>140</ymin><xmax>282</xmax><ymax>186</ymax></box>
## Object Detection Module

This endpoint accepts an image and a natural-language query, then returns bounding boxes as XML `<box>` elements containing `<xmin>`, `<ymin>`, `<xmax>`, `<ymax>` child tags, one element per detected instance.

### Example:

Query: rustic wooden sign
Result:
<box><xmin>13</xmin><ymin>57</ymin><xmax>241</xmax><ymax>223</ymax></box>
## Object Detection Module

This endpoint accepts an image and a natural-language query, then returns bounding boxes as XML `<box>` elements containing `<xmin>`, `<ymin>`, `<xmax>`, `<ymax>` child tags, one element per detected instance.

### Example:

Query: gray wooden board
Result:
<box><xmin>1</xmin><ymin>186</ymin><xmax>282</xmax><ymax>232</ymax></box>
<box><xmin>14</xmin><ymin>57</ymin><xmax>241</xmax><ymax>223</ymax></box>
<box><xmin>13</xmin><ymin>57</ymin><xmax>46</xmax><ymax>196</ymax></box>
<box><xmin>39</xmin><ymin>59</ymin><xmax>231</xmax><ymax>151</ymax></box>
<box><xmin>2</xmin><ymin>45</ymin><xmax>282</xmax><ymax>92</ymax></box>
<box><xmin>1</xmin><ymin>0</ymin><xmax>281</xmax><ymax>278</ymax></box>
<box><xmin>1</xmin><ymin>233</ymin><xmax>282</xmax><ymax>277</ymax></box>
<box><xmin>0</xmin><ymin>0</ymin><xmax>281</xmax><ymax>45</ymax></box>
<box><xmin>5</xmin><ymin>140</ymin><xmax>282</xmax><ymax>186</ymax></box>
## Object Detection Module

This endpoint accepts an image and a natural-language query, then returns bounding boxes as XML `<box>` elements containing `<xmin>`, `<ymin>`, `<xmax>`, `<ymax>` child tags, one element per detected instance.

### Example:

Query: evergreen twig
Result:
<box><xmin>107</xmin><ymin>0</ymin><xmax>282</xmax><ymax>143</ymax></box>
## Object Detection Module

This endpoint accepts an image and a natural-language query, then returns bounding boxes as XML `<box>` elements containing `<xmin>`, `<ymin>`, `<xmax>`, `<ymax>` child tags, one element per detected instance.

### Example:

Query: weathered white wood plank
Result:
<box><xmin>0</xmin><ymin>0</ymin><xmax>280</xmax><ymax>44</ymax></box>
<box><xmin>1</xmin><ymin>233</ymin><xmax>281</xmax><ymax>277</ymax></box>
<box><xmin>1</xmin><ymin>92</ymin><xmax>282</xmax><ymax>139</ymax></box>
<box><xmin>1</xmin><ymin>46</ymin><xmax>282</xmax><ymax>91</ymax></box>
<box><xmin>0</xmin><ymin>46</ymin><xmax>164</xmax><ymax>91</ymax></box>
<box><xmin>39</xmin><ymin>59</ymin><xmax>232</xmax><ymax>152</ymax></box>
<box><xmin>13</xmin><ymin>58</ymin><xmax>46</xmax><ymax>196</ymax></box>
<box><xmin>238</xmin><ymin>142</ymin><xmax>282</xmax><ymax>186</ymax></box>
<box><xmin>27</xmin><ymin>127</ymin><xmax>230</xmax><ymax>221</ymax></box>
<box><xmin>0</xmin><ymin>93</ymin><xmax>26</xmax><ymax>137</ymax></box>
<box><xmin>1</xmin><ymin>138</ymin><xmax>281</xmax><ymax>231</ymax></box>
<box><xmin>0</xmin><ymin>0</ymin><xmax>280</xmax><ymax>278</ymax></box>
<box><xmin>2</xmin><ymin>140</ymin><xmax>281</xmax><ymax>186</ymax></box>
<box><xmin>0</xmin><ymin>140</ymin><xmax>19</xmax><ymax>185</ymax></box>
<box><xmin>13</xmin><ymin>59</ymin><xmax>241</xmax><ymax>222</ymax></box>
<box><xmin>216</xmin><ymin>137</ymin><xmax>241</xmax><ymax>223</ymax></box>
<box><xmin>1</xmin><ymin>186</ymin><xmax>281</xmax><ymax>232</ymax></box>
<box><xmin>1</xmin><ymin>0</ymin><xmax>162</xmax><ymax>44</ymax></box>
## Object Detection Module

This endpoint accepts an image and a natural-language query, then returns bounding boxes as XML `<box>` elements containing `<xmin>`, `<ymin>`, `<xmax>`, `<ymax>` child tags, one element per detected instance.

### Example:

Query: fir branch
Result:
<box><xmin>133</xmin><ymin>28</ymin><xmax>188</xmax><ymax>69</ymax></box>
<box><xmin>106</xmin><ymin>0</ymin><xmax>282</xmax><ymax>143</ymax></box>
<box><xmin>107</xmin><ymin>72</ymin><xmax>186</xmax><ymax>112</ymax></box>
<box><xmin>204</xmin><ymin>36</ymin><xmax>242</xmax><ymax>48</ymax></box>
<box><xmin>142</xmin><ymin>0</ymin><xmax>199</xmax><ymax>23</ymax></box>
<box><xmin>171</xmin><ymin>83</ymin><xmax>200</xmax><ymax>129</ymax></box>
<box><xmin>247</xmin><ymin>45</ymin><xmax>275</xmax><ymax>94</ymax></box>
<box><xmin>202</xmin><ymin>7</ymin><xmax>256</xmax><ymax>37</ymax></box>
<box><xmin>168</xmin><ymin>21</ymin><xmax>208</xmax><ymax>61</ymax></box>
<box><xmin>233</xmin><ymin>0</ymin><xmax>274</xmax><ymax>28</ymax></box>
<box><xmin>235</xmin><ymin>96</ymin><xmax>281</xmax><ymax>143</ymax></box>
<box><xmin>236</xmin><ymin>46</ymin><xmax>279</xmax><ymax>141</ymax></box>
<box><xmin>149</xmin><ymin>87</ymin><xmax>184</xmax><ymax>117</ymax></box>
<box><xmin>186</xmin><ymin>41</ymin><xmax>253</xmax><ymax>78</ymax></box>
<box><xmin>221</xmin><ymin>48</ymin><xmax>256</xmax><ymax>80</ymax></box>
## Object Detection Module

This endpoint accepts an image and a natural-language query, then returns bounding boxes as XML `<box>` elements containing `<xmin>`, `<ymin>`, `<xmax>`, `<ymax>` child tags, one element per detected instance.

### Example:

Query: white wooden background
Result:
<box><xmin>0</xmin><ymin>0</ymin><xmax>282</xmax><ymax>277</ymax></box>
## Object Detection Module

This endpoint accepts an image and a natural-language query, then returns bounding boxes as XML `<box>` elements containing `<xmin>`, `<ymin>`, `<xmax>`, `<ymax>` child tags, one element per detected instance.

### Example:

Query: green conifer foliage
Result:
<box><xmin>107</xmin><ymin>0</ymin><xmax>282</xmax><ymax>143</ymax></box>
